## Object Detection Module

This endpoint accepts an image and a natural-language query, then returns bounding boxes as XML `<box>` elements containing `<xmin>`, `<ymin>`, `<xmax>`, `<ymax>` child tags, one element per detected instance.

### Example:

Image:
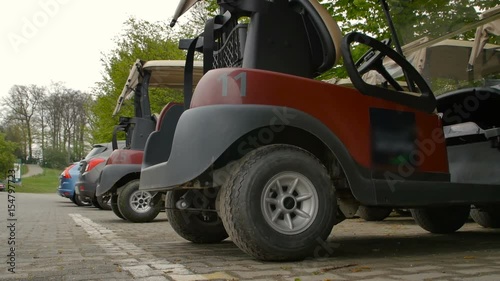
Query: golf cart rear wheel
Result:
<box><xmin>411</xmin><ymin>206</ymin><xmax>470</xmax><ymax>234</ymax></box>
<box><xmin>357</xmin><ymin>206</ymin><xmax>392</xmax><ymax>221</ymax></box>
<box><xmin>470</xmin><ymin>206</ymin><xmax>500</xmax><ymax>228</ymax></box>
<box><xmin>117</xmin><ymin>179</ymin><xmax>161</xmax><ymax>223</ymax></box>
<box><xmin>111</xmin><ymin>193</ymin><xmax>125</xmax><ymax>220</ymax></box>
<box><xmin>95</xmin><ymin>194</ymin><xmax>112</xmax><ymax>210</ymax></box>
<box><xmin>166</xmin><ymin>189</ymin><xmax>228</xmax><ymax>243</ymax></box>
<box><xmin>219</xmin><ymin>144</ymin><xmax>336</xmax><ymax>261</ymax></box>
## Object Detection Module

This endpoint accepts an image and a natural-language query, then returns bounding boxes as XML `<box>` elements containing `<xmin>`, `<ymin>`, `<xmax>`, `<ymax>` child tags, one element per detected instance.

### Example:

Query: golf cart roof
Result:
<box><xmin>415</xmin><ymin>39</ymin><xmax>500</xmax><ymax>81</ymax></box>
<box><xmin>170</xmin><ymin>0</ymin><xmax>201</xmax><ymax>27</ymax></box>
<box><xmin>144</xmin><ymin>60</ymin><xmax>203</xmax><ymax>88</ymax></box>
<box><xmin>113</xmin><ymin>59</ymin><xmax>203</xmax><ymax>115</ymax></box>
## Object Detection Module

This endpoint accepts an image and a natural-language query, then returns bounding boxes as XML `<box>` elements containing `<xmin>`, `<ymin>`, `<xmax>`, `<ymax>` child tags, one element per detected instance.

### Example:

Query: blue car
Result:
<box><xmin>57</xmin><ymin>162</ymin><xmax>91</xmax><ymax>206</ymax></box>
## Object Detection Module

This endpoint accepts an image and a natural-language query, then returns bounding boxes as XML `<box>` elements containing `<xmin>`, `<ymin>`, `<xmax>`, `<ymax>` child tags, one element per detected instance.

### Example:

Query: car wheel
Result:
<box><xmin>73</xmin><ymin>194</ymin><xmax>92</xmax><ymax>207</ymax></box>
<box><xmin>111</xmin><ymin>193</ymin><xmax>125</xmax><ymax>220</ymax></box>
<box><xmin>117</xmin><ymin>179</ymin><xmax>162</xmax><ymax>222</ymax></box>
<box><xmin>166</xmin><ymin>189</ymin><xmax>228</xmax><ymax>243</ymax></box>
<box><xmin>470</xmin><ymin>205</ymin><xmax>500</xmax><ymax>228</ymax></box>
<box><xmin>411</xmin><ymin>205</ymin><xmax>470</xmax><ymax>234</ymax></box>
<box><xmin>357</xmin><ymin>206</ymin><xmax>392</xmax><ymax>221</ymax></box>
<box><xmin>219</xmin><ymin>144</ymin><xmax>336</xmax><ymax>261</ymax></box>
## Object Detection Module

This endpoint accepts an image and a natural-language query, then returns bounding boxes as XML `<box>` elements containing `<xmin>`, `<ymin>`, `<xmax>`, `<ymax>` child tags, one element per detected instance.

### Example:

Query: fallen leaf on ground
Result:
<box><xmin>350</xmin><ymin>266</ymin><xmax>372</xmax><ymax>272</ymax></box>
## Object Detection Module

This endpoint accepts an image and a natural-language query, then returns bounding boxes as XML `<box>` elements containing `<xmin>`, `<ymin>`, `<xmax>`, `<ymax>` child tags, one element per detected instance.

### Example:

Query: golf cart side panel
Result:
<box><xmin>96</xmin><ymin>164</ymin><xmax>141</xmax><ymax>196</ymax></box>
<box><xmin>138</xmin><ymin>104</ymin><xmax>447</xmax><ymax>206</ymax></box>
<box><xmin>371</xmin><ymin>178</ymin><xmax>500</xmax><ymax>207</ymax></box>
<box><xmin>191</xmin><ymin>68</ymin><xmax>449</xmax><ymax>174</ymax></box>
<box><xmin>139</xmin><ymin>105</ymin><xmax>374</xmax><ymax>196</ymax></box>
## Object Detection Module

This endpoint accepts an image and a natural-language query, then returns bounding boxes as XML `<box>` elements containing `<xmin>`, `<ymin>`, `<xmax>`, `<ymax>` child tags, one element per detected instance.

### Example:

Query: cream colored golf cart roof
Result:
<box><xmin>171</xmin><ymin>0</ymin><xmax>200</xmax><ymax>27</ymax></box>
<box><xmin>113</xmin><ymin>59</ymin><xmax>203</xmax><ymax>115</ymax></box>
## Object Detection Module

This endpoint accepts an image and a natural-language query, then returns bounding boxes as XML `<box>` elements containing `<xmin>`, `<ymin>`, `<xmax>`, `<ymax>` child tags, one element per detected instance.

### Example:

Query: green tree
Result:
<box><xmin>0</xmin><ymin>133</ymin><xmax>17</xmax><ymax>177</ymax></box>
<box><xmin>41</xmin><ymin>147</ymin><xmax>69</xmax><ymax>169</ymax></box>
<box><xmin>1</xmin><ymin>122</ymin><xmax>25</xmax><ymax>161</ymax></box>
<box><xmin>91</xmin><ymin>17</ymin><xmax>186</xmax><ymax>143</ymax></box>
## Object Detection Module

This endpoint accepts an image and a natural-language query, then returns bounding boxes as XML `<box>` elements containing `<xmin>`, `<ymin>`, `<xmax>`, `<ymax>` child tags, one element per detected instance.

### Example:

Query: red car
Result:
<box><xmin>0</xmin><ymin>180</ymin><xmax>6</xmax><ymax>192</ymax></box>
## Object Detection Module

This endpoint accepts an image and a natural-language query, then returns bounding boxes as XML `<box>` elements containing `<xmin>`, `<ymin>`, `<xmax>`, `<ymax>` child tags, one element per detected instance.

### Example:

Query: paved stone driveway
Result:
<box><xmin>0</xmin><ymin>193</ymin><xmax>499</xmax><ymax>281</ymax></box>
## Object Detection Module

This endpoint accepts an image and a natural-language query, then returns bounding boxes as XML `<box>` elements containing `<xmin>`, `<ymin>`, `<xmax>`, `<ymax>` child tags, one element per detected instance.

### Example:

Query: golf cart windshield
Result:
<box><xmin>387</xmin><ymin>2</ymin><xmax>500</xmax><ymax>95</ymax></box>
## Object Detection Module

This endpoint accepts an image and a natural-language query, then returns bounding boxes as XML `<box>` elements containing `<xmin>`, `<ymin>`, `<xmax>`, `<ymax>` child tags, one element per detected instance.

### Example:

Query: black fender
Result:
<box><xmin>139</xmin><ymin>104</ymin><xmax>379</xmax><ymax>204</ymax></box>
<box><xmin>96</xmin><ymin>164</ymin><xmax>141</xmax><ymax>196</ymax></box>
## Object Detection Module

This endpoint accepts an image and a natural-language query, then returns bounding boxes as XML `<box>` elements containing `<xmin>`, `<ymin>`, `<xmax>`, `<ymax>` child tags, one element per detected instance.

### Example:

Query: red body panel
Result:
<box><xmin>191</xmin><ymin>68</ymin><xmax>449</xmax><ymax>174</ymax></box>
<box><xmin>106</xmin><ymin>149</ymin><xmax>144</xmax><ymax>165</ymax></box>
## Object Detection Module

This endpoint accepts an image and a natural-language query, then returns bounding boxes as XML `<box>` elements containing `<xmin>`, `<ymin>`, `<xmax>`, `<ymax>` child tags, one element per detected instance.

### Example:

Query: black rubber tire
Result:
<box><xmin>69</xmin><ymin>195</ymin><xmax>76</xmax><ymax>204</ymax></box>
<box><xmin>95</xmin><ymin>194</ymin><xmax>112</xmax><ymax>210</ymax></box>
<box><xmin>111</xmin><ymin>193</ymin><xmax>125</xmax><ymax>220</ymax></box>
<box><xmin>91</xmin><ymin>196</ymin><xmax>100</xmax><ymax>208</ymax></box>
<box><xmin>470</xmin><ymin>206</ymin><xmax>500</xmax><ymax>228</ymax></box>
<box><xmin>357</xmin><ymin>206</ymin><xmax>392</xmax><ymax>221</ymax></box>
<box><xmin>219</xmin><ymin>144</ymin><xmax>336</xmax><ymax>261</ymax></box>
<box><xmin>117</xmin><ymin>180</ymin><xmax>162</xmax><ymax>223</ymax></box>
<box><xmin>166</xmin><ymin>189</ymin><xmax>228</xmax><ymax>243</ymax></box>
<box><xmin>411</xmin><ymin>206</ymin><xmax>470</xmax><ymax>234</ymax></box>
<box><xmin>73</xmin><ymin>194</ymin><xmax>92</xmax><ymax>207</ymax></box>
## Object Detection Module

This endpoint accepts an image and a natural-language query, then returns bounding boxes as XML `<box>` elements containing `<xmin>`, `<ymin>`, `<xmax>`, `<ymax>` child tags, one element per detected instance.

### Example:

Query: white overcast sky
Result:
<box><xmin>0</xmin><ymin>0</ymin><xmax>184</xmax><ymax>101</ymax></box>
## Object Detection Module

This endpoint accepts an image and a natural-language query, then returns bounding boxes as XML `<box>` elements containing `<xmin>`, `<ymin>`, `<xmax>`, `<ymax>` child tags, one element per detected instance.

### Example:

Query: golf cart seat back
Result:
<box><xmin>143</xmin><ymin>14</ymin><xmax>239</xmax><ymax>169</ymax></box>
<box><xmin>143</xmin><ymin>102</ymin><xmax>184</xmax><ymax>168</ymax></box>
<box><xmin>241</xmin><ymin>0</ymin><xmax>342</xmax><ymax>78</ymax></box>
<box><xmin>437</xmin><ymin>87</ymin><xmax>500</xmax><ymax>129</ymax></box>
<box><xmin>112</xmin><ymin>116</ymin><xmax>156</xmax><ymax>151</ymax></box>
<box><xmin>209</xmin><ymin>13</ymin><xmax>248</xmax><ymax>70</ymax></box>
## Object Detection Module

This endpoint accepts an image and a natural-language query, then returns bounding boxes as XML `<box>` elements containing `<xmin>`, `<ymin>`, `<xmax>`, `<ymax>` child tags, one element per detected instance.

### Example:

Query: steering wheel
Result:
<box><xmin>355</xmin><ymin>38</ymin><xmax>391</xmax><ymax>75</ymax></box>
<box><xmin>341</xmin><ymin>32</ymin><xmax>436</xmax><ymax>113</ymax></box>
<box><xmin>354</xmin><ymin>37</ymin><xmax>404</xmax><ymax>91</ymax></box>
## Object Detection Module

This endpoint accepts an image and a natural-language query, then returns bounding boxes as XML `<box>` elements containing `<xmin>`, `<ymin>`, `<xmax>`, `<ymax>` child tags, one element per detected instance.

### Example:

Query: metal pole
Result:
<box><xmin>379</xmin><ymin>0</ymin><xmax>416</xmax><ymax>92</ymax></box>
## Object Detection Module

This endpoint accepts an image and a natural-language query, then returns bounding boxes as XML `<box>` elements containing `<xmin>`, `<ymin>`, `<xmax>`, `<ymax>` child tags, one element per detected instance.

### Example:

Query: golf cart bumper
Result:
<box><xmin>96</xmin><ymin>164</ymin><xmax>141</xmax><ymax>196</ymax></box>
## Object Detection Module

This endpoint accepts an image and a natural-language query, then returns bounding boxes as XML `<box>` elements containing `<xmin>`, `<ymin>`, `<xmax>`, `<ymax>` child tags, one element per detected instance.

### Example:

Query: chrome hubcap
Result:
<box><xmin>129</xmin><ymin>191</ymin><xmax>153</xmax><ymax>213</ymax></box>
<box><xmin>261</xmin><ymin>172</ymin><xmax>318</xmax><ymax>235</ymax></box>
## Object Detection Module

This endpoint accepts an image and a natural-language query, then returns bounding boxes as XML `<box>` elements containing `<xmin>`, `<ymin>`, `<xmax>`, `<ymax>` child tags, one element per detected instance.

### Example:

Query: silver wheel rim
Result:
<box><xmin>261</xmin><ymin>171</ymin><xmax>319</xmax><ymax>235</ymax></box>
<box><xmin>129</xmin><ymin>191</ymin><xmax>153</xmax><ymax>213</ymax></box>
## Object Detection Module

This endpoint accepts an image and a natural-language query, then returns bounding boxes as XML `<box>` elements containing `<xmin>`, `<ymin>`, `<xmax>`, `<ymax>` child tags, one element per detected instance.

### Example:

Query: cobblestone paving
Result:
<box><xmin>1</xmin><ymin>193</ymin><xmax>499</xmax><ymax>280</ymax></box>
